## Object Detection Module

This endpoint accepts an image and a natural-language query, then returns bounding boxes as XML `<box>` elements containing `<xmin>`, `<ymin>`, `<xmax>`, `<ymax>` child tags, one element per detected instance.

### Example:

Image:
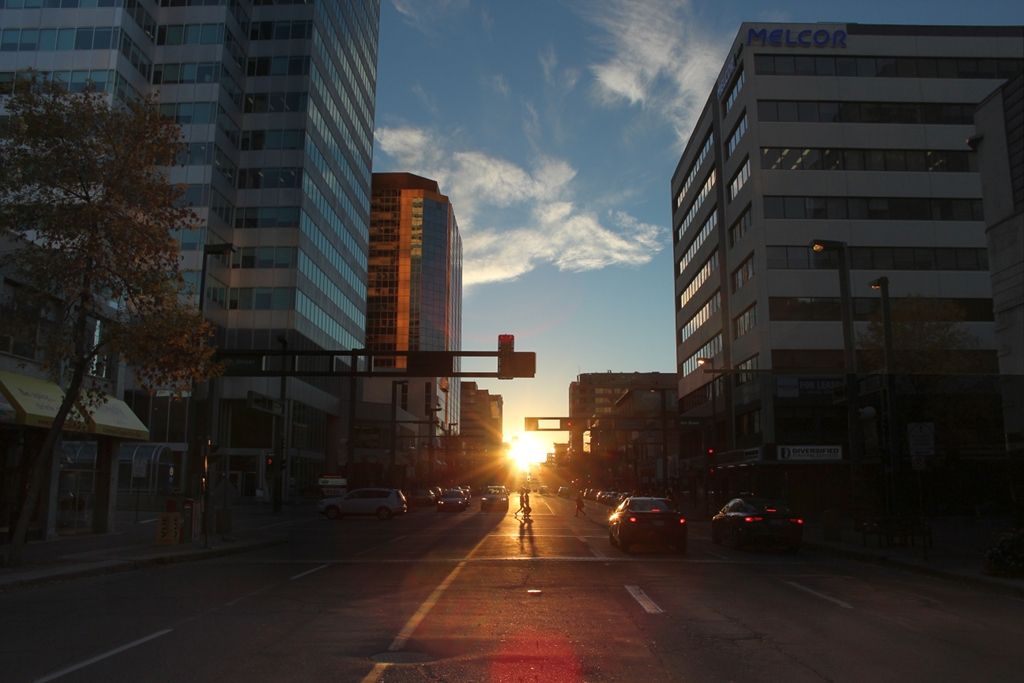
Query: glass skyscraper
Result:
<box><xmin>0</xmin><ymin>0</ymin><xmax>381</xmax><ymax>499</ymax></box>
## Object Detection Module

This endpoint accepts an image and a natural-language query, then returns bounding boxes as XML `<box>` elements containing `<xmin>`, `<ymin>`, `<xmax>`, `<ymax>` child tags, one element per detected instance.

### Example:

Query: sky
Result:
<box><xmin>370</xmin><ymin>0</ymin><xmax>1024</xmax><ymax>457</ymax></box>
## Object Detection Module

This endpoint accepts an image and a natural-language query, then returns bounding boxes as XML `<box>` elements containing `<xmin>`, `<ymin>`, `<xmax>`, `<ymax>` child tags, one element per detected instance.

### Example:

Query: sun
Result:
<box><xmin>507</xmin><ymin>432</ymin><xmax>547</xmax><ymax>472</ymax></box>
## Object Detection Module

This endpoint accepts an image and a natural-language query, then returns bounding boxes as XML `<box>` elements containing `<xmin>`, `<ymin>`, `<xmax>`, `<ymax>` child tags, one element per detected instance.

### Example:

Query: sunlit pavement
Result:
<box><xmin>2</xmin><ymin>494</ymin><xmax>1023</xmax><ymax>682</ymax></box>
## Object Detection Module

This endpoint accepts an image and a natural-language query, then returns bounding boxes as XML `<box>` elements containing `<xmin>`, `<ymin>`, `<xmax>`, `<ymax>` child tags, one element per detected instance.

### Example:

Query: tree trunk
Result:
<box><xmin>4</xmin><ymin>304</ymin><xmax>91</xmax><ymax>566</ymax></box>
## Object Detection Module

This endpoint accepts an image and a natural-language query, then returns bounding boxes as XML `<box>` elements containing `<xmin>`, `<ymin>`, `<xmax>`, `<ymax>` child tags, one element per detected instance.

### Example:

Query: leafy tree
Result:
<box><xmin>0</xmin><ymin>79</ymin><xmax>218</xmax><ymax>564</ymax></box>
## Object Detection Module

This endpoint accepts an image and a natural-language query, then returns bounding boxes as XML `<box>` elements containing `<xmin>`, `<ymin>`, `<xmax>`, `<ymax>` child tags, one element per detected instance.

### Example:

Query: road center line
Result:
<box><xmin>783</xmin><ymin>580</ymin><xmax>853</xmax><ymax>609</ymax></box>
<box><xmin>290</xmin><ymin>564</ymin><xmax>329</xmax><ymax>581</ymax></box>
<box><xmin>360</xmin><ymin>534</ymin><xmax>490</xmax><ymax>683</ymax></box>
<box><xmin>625</xmin><ymin>585</ymin><xmax>665</xmax><ymax>614</ymax></box>
<box><xmin>35</xmin><ymin>629</ymin><xmax>173</xmax><ymax>682</ymax></box>
<box><xmin>706</xmin><ymin>550</ymin><xmax>729</xmax><ymax>559</ymax></box>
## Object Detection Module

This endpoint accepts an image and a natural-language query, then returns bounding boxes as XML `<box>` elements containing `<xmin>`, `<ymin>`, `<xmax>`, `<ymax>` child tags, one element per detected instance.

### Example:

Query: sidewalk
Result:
<box><xmin>800</xmin><ymin>515</ymin><xmax>1024</xmax><ymax>597</ymax></box>
<box><xmin>0</xmin><ymin>501</ymin><xmax>314</xmax><ymax>591</ymax></box>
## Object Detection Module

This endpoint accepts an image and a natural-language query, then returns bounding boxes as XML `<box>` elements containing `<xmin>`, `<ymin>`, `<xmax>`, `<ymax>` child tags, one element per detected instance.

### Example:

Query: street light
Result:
<box><xmin>390</xmin><ymin>380</ymin><xmax>409</xmax><ymax>486</ymax></box>
<box><xmin>697</xmin><ymin>357</ymin><xmax>717</xmax><ymax>514</ymax></box>
<box><xmin>870</xmin><ymin>276</ymin><xmax>899</xmax><ymax>515</ymax></box>
<box><xmin>810</xmin><ymin>238</ymin><xmax>862</xmax><ymax>509</ymax></box>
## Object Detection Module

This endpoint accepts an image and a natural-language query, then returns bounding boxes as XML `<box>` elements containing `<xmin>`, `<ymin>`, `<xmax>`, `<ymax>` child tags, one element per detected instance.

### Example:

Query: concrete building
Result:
<box><xmin>457</xmin><ymin>381</ymin><xmax>504</xmax><ymax>485</ymax></box>
<box><xmin>361</xmin><ymin>172</ymin><xmax>462</xmax><ymax>486</ymax></box>
<box><xmin>0</xmin><ymin>1</ymin><xmax>382</xmax><ymax>504</ymax></box>
<box><xmin>671</xmin><ymin>23</ymin><xmax>1023</xmax><ymax>514</ymax></box>
<box><xmin>974</xmin><ymin>72</ymin><xmax>1024</xmax><ymax>498</ymax></box>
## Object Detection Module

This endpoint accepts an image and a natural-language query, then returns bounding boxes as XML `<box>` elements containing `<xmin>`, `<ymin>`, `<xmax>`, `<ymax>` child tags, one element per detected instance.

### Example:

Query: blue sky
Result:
<box><xmin>371</xmin><ymin>0</ymin><xmax>1024</xmax><ymax>454</ymax></box>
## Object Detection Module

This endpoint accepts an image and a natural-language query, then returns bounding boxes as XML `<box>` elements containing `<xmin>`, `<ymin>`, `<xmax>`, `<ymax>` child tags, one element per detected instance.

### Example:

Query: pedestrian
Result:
<box><xmin>522</xmin><ymin>489</ymin><xmax>532</xmax><ymax>520</ymax></box>
<box><xmin>575</xmin><ymin>491</ymin><xmax>586</xmax><ymax>517</ymax></box>
<box><xmin>515</xmin><ymin>487</ymin><xmax>527</xmax><ymax>518</ymax></box>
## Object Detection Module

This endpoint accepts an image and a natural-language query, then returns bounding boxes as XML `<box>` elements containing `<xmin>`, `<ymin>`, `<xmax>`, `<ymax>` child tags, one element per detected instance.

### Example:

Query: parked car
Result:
<box><xmin>711</xmin><ymin>497</ymin><xmax>804</xmax><ymax>551</ymax></box>
<box><xmin>538</xmin><ymin>485</ymin><xmax>550</xmax><ymax>495</ymax></box>
<box><xmin>480</xmin><ymin>485</ymin><xmax>510</xmax><ymax>512</ymax></box>
<box><xmin>557</xmin><ymin>486</ymin><xmax>572</xmax><ymax>498</ymax></box>
<box><xmin>407</xmin><ymin>489</ymin><xmax>437</xmax><ymax>507</ymax></box>
<box><xmin>318</xmin><ymin>488</ymin><xmax>407</xmax><ymax>520</ymax></box>
<box><xmin>436</xmin><ymin>488</ymin><xmax>469</xmax><ymax>512</ymax></box>
<box><xmin>608</xmin><ymin>497</ymin><xmax>687</xmax><ymax>554</ymax></box>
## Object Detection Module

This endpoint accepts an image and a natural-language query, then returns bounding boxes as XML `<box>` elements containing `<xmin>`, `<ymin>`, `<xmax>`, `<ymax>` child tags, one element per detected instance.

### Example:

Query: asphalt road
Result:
<box><xmin>2</xmin><ymin>494</ymin><xmax>1022</xmax><ymax>682</ymax></box>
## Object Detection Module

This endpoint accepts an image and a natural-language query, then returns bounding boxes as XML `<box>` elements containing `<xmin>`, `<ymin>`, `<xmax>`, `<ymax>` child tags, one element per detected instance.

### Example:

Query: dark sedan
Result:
<box><xmin>480</xmin><ymin>485</ymin><xmax>510</xmax><ymax>512</ymax></box>
<box><xmin>608</xmin><ymin>497</ymin><xmax>687</xmax><ymax>554</ymax></box>
<box><xmin>711</xmin><ymin>497</ymin><xmax>804</xmax><ymax>551</ymax></box>
<box><xmin>436</xmin><ymin>489</ymin><xmax>469</xmax><ymax>512</ymax></box>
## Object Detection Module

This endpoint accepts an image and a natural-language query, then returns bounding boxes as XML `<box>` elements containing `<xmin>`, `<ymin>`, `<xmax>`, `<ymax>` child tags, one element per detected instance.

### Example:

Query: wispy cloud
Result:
<box><xmin>375</xmin><ymin>126</ymin><xmax>665</xmax><ymax>287</ymax></box>
<box><xmin>482</xmin><ymin>73</ymin><xmax>510</xmax><ymax>98</ymax></box>
<box><xmin>581</xmin><ymin>0</ymin><xmax>726</xmax><ymax>144</ymax></box>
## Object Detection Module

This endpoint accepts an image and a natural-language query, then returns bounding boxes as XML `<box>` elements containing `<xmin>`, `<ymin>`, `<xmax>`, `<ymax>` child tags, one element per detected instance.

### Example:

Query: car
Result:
<box><xmin>557</xmin><ymin>486</ymin><xmax>571</xmax><ymax>498</ymax></box>
<box><xmin>711</xmin><ymin>497</ymin><xmax>804</xmax><ymax>551</ymax></box>
<box><xmin>407</xmin><ymin>489</ymin><xmax>437</xmax><ymax>507</ymax></box>
<box><xmin>538</xmin><ymin>485</ymin><xmax>550</xmax><ymax>495</ymax></box>
<box><xmin>436</xmin><ymin>488</ymin><xmax>469</xmax><ymax>512</ymax></box>
<box><xmin>318</xmin><ymin>488</ymin><xmax>407</xmax><ymax>520</ymax></box>
<box><xmin>480</xmin><ymin>485</ymin><xmax>510</xmax><ymax>511</ymax></box>
<box><xmin>608</xmin><ymin>496</ymin><xmax>687</xmax><ymax>554</ymax></box>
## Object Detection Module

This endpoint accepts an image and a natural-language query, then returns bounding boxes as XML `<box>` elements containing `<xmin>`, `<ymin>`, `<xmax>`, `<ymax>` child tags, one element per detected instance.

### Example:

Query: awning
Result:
<box><xmin>0</xmin><ymin>370</ymin><xmax>147</xmax><ymax>439</ymax></box>
<box><xmin>82</xmin><ymin>397</ymin><xmax>149</xmax><ymax>440</ymax></box>
<box><xmin>0</xmin><ymin>370</ymin><xmax>88</xmax><ymax>432</ymax></box>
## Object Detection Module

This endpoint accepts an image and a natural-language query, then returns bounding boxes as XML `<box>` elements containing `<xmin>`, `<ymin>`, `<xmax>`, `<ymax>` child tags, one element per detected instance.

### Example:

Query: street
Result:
<box><xmin>2</xmin><ymin>493</ymin><xmax>1022</xmax><ymax>682</ymax></box>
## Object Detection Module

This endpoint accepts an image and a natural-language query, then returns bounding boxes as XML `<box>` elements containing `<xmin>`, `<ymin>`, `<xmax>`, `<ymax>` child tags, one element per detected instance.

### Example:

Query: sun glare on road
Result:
<box><xmin>508</xmin><ymin>432</ymin><xmax>546</xmax><ymax>472</ymax></box>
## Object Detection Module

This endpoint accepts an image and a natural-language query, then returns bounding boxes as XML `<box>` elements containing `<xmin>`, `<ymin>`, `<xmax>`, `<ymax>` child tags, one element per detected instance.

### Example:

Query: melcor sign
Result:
<box><xmin>747</xmin><ymin>27</ymin><xmax>848</xmax><ymax>49</ymax></box>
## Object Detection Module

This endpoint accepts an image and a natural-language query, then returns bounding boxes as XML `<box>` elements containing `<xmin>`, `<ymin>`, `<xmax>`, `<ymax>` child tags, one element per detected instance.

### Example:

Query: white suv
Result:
<box><xmin>318</xmin><ymin>488</ymin><xmax>407</xmax><ymax>520</ymax></box>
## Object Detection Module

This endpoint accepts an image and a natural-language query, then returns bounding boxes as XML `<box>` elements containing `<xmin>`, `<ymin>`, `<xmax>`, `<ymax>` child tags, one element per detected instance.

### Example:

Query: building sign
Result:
<box><xmin>907</xmin><ymin>423</ymin><xmax>935</xmax><ymax>457</ymax></box>
<box><xmin>776</xmin><ymin>376</ymin><xmax>843</xmax><ymax>398</ymax></box>
<box><xmin>778</xmin><ymin>445</ymin><xmax>842</xmax><ymax>461</ymax></box>
<box><xmin>747</xmin><ymin>27</ymin><xmax>847</xmax><ymax>49</ymax></box>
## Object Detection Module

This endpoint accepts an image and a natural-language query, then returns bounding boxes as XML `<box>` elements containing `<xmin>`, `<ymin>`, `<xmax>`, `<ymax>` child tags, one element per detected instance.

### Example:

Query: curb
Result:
<box><xmin>0</xmin><ymin>536</ymin><xmax>287</xmax><ymax>592</ymax></box>
<box><xmin>802</xmin><ymin>539</ymin><xmax>1024</xmax><ymax>598</ymax></box>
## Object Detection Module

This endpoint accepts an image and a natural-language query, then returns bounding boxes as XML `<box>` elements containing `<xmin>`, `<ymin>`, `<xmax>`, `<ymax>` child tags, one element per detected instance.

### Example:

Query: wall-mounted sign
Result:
<box><xmin>747</xmin><ymin>27</ymin><xmax>847</xmax><ymax>49</ymax></box>
<box><xmin>778</xmin><ymin>445</ymin><xmax>843</xmax><ymax>461</ymax></box>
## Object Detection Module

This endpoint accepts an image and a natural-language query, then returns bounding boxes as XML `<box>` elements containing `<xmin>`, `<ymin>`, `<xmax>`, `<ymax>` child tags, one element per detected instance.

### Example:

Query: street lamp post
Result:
<box><xmin>390</xmin><ymin>380</ymin><xmax>409</xmax><ymax>486</ymax></box>
<box><xmin>192</xmin><ymin>242</ymin><xmax>232</xmax><ymax>547</ymax></box>
<box><xmin>870</xmin><ymin>276</ymin><xmax>899</xmax><ymax>515</ymax></box>
<box><xmin>811</xmin><ymin>239</ymin><xmax>862</xmax><ymax>509</ymax></box>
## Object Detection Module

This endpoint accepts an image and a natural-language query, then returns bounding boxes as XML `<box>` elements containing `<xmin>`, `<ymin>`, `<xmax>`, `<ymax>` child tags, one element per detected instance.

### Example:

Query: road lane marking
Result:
<box><xmin>354</xmin><ymin>534</ymin><xmax>407</xmax><ymax>556</ymax></box>
<box><xmin>289</xmin><ymin>564</ymin><xmax>329</xmax><ymax>581</ymax></box>
<box><xmin>360</xmin><ymin>534</ymin><xmax>491</xmax><ymax>683</ymax></box>
<box><xmin>783</xmin><ymin>580</ymin><xmax>853</xmax><ymax>609</ymax></box>
<box><xmin>706</xmin><ymin>550</ymin><xmax>729</xmax><ymax>559</ymax></box>
<box><xmin>625</xmin><ymin>585</ymin><xmax>664</xmax><ymax>614</ymax></box>
<box><xmin>35</xmin><ymin>629</ymin><xmax>173</xmax><ymax>682</ymax></box>
<box><xmin>224</xmin><ymin>583</ymin><xmax>275</xmax><ymax>607</ymax></box>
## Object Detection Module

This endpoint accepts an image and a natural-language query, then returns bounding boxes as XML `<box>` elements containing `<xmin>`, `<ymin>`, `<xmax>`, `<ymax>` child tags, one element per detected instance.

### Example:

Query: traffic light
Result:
<box><xmin>497</xmin><ymin>334</ymin><xmax>514</xmax><ymax>379</ymax></box>
<box><xmin>266</xmin><ymin>454</ymin><xmax>275</xmax><ymax>469</ymax></box>
<box><xmin>559</xmin><ymin>418</ymin><xmax>575</xmax><ymax>430</ymax></box>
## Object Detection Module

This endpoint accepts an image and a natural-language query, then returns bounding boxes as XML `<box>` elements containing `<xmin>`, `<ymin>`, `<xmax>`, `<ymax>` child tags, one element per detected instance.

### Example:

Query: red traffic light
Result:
<box><xmin>266</xmin><ymin>455</ymin><xmax>275</xmax><ymax>467</ymax></box>
<box><xmin>706</xmin><ymin>447</ymin><xmax>715</xmax><ymax>457</ymax></box>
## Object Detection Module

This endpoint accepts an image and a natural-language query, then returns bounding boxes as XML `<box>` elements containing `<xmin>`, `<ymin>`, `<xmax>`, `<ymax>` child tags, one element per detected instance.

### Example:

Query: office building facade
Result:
<box><xmin>0</xmin><ymin>0</ymin><xmax>381</xmax><ymax>501</ymax></box>
<box><xmin>365</xmin><ymin>172</ymin><xmax>462</xmax><ymax>480</ymax></box>
<box><xmin>670</xmin><ymin>23</ymin><xmax>1023</xmax><ymax>513</ymax></box>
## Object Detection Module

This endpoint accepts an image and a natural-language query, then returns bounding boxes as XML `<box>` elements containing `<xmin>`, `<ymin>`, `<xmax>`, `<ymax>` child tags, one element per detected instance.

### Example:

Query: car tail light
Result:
<box><xmin>651</xmin><ymin>507</ymin><xmax>661</xmax><ymax>512</ymax></box>
<box><xmin>765</xmin><ymin>507</ymin><xmax>778</xmax><ymax>513</ymax></box>
<box><xmin>743</xmin><ymin>516</ymin><xmax>764</xmax><ymax>523</ymax></box>
<box><xmin>678</xmin><ymin>517</ymin><xmax>687</xmax><ymax>525</ymax></box>
<box><xmin>789</xmin><ymin>517</ymin><xmax>804</xmax><ymax>525</ymax></box>
<box><xmin>628</xmin><ymin>516</ymin><xmax>638</xmax><ymax>523</ymax></box>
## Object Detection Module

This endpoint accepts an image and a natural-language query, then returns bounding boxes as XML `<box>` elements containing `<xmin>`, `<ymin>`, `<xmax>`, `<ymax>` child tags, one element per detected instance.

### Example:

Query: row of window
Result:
<box><xmin>297</xmin><ymin>251</ymin><xmax>364</xmax><ymax>330</ymax></box>
<box><xmin>727</xmin><ymin>158</ymin><xmax>750</xmax><ymax>203</ymax></box>
<box><xmin>682</xmin><ymin>334</ymin><xmax>722</xmax><ymax>377</ymax></box>
<box><xmin>676</xmin><ymin>170</ymin><xmax>716</xmax><ymax>241</ymax></box>
<box><xmin>675</xmin><ymin>133</ymin><xmax>714</xmax><ymax>209</ymax></box>
<box><xmin>768</xmin><ymin>297</ymin><xmax>993</xmax><ymax>322</ymax></box>
<box><xmin>760</xmin><ymin>147</ymin><xmax>976</xmax><ymax>173</ymax></box>
<box><xmin>237</xmin><ymin>167</ymin><xmax>302</xmax><ymax>189</ymax></box>
<box><xmin>241</xmin><ymin>129</ymin><xmax>304</xmax><ymax>151</ymax></box>
<box><xmin>680</xmin><ymin>251</ymin><xmax>718</xmax><ymax>308</ymax></box>
<box><xmin>758</xmin><ymin>100</ymin><xmax>976</xmax><ymax>125</ymax></box>
<box><xmin>723</xmin><ymin>67</ymin><xmax>745</xmax><ymax>114</ymax></box>
<box><xmin>726</xmin><ymin>112</ymin><xmax>747</xmax><ymax>158</ymax></box>
<box><xmin>234</xmin><ymin>206</ymin><xmax>301</xmax><ymax>230</ymax></box>
<box><xmin>733</xmin><ymin>305</ymin><xmax>756</xmax><ymax>339</ymax></box>
<box><xmin>766</xmin><ymin>245</ymin><xmax>989</xmax><ymax>271</ymax></box>
<box><xmin>249</xmin><ymin>20</ymin><xmax>313</xmax><ymax>41</ymax></box>
<box><xmin>1</xmin><ymin>26</ymin><xmax>116</xmax><ymax>51</ymax></box>
<box><xmin>680</xmin><ymin>291</ymin><xmax>720</xmax><ymax>344</ymax></box>
<box><xmin>729</xmin><ymin>207</ymin><xmax>752</xmax><ymax>247</ymax></box>
<box><xmin>764</xmin><ymin>196</ymin><xmax>983</xmax><ymax>221</ymax></box>
<box><xmin>678</xmin><ymin>212</ymin><xmax>716</xmax><ymax>275</ymax></box>
<box><xmin>159</xmin><ymin>101</ymin><xmax>218</xmax><ymax>125</ymax></box>
<box><xmin>735</xmin><ymin>355</ymin><xmax>759</xmax><ymax>386</ymax></box>
<box><xmin>208</xmin><ymin>286</ymin><xmax>294</xmax><ymax>311</ymax></box>
<box><xmin>246</xmin><ymin>56</ymin><xmax>310</xmax><ymax>78</ymax></box>
<box><xmin>156</xmin><ymin>23</ymin><xmax>226</xmax><ymax>46</ymax></box>
<box><xmin>732</xmin><ymin>254</ymin><xmax>754</xmax><ymax>292</ymax></box>
<box><xmin>0</xmin><ymin>0</ymin><xmax>156</xmax><ymax>36</ymax></box>
<box><xmin>753</xmin><ymin>53</ymin><xmax>1023</xmax><ymax>80</ymax></box>
<box><xmin>0</xmin><ymin>69</ymin><xmax>118</xmax><ymax>95</ymax></box>
<box><xmin>243</xmin><ymin>91</ymin><xmax>307</xmax><ymax>114</ymax></box>
<box><xmin>230</xmin><ymin>246</ymin><xmax>296</xmax><ymax>269</ymax></box>
<box><xmin>303</xmin><ymin>173</ymin><xmax>369</xmax><ymax>273</ymax></box>
<box><xmin>300</xmin><ymin>209</ymin><xmax>367</xmax><ymax>298</ymax></box>
<box><xmin>296</xmin><ymin>290</ymin><xmax>361</xmax><ymax>351</ymax></box>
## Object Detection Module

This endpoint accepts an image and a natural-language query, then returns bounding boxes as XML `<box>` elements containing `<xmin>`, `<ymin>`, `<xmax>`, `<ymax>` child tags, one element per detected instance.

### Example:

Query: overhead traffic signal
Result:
<box><xmin>497</xmin><ymin>334</ymin><xmax>515</xmax><ymax>379</ymax></box>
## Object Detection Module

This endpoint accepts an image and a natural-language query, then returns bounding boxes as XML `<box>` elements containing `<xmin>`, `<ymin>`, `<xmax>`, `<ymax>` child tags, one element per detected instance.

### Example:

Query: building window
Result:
<box><xmin>736</xmin><ymin>408</ymin><xmax>761</xmax><ymax>437</ymax></box>
<box><xmin>763</xmin><ymin>196</ymin><xmax>983</xmax><ymax>221</ymax></box>
<box><xmin>729</xmin><ymin>206</ymin><xmax>752</xmax><ymax>247</ymax></box>
<box><xmin>679</xmin><ymin>291</ymin><xmax>720</xmax><ymax>343</ymax></box>
<box><xmin>766</xmin><ymin>245</ymin><xmax>988</xmax><ymax>271</ymax></box>
<box><xmin>682</xmin><ymin>334</ymin><xmax>722</xmax><ymax>377</ymax></box>
<box><xmin>761</xmin><ymin>147</ymin><xmax>976</xmax><ymax>172</ymax></box>
<box><xmin>754</xmin><ymin>54</ymin><xmax>1023</xmax><ymax>80</ymax></box>
<box><xmin>237</xmin><ymin>168</ymin><xmax>303</xmax><ymax>189</ymax></box>
<box><xmin>728</xmin><ymin>158</ymin><xmax>750</xmax><ymax>202</ymax></box>
<box><xmin>757</xmin><ymin>99</ymin><xmax>976</xmax><ymax>125</ymax></box>
<box><xmin>723</xmin><ymin>67</ymin><xmax>746</xmax><ymax>115</ymax></box>
<box><xmin>768</xmin><ymin>296</ymin><xmax>993</xmax><ymax>322</ymax></box>
<box><xmin>735</xmin><ymin>355</ymin><xmax>759</xmax><ymax>386</ymax></box>
<box><xmin>680</xmin><ymin>251</ymin><xmax>718</xmax><ymax>308</ymax></box>
<box><xmin>733</xmin><ymin>304</ymin><xmax>756</xmax><ymax>339</ymax></box>
<box><xmin>678</xmin><ymin>212</ymin><xmax>717</xmax><ymax>275</ymax></box>
<box><xmin>676</xmin><ymin>170</ymin><xmax>717</xmax><ymax>241</ymax></box>
<box><xmin>732</xmin><ymin>253</ymin><xmax>755</xmax><ymax>292</ymax></box>
<box><xmin>726</xmin><ymin>112</ymin><xmax>748</xmax><ymax>158</ymax></box>
<box><xmin>675</xmin><ymin>132</ymin><xmax>715</xmax><ymax>209</ymax></box>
